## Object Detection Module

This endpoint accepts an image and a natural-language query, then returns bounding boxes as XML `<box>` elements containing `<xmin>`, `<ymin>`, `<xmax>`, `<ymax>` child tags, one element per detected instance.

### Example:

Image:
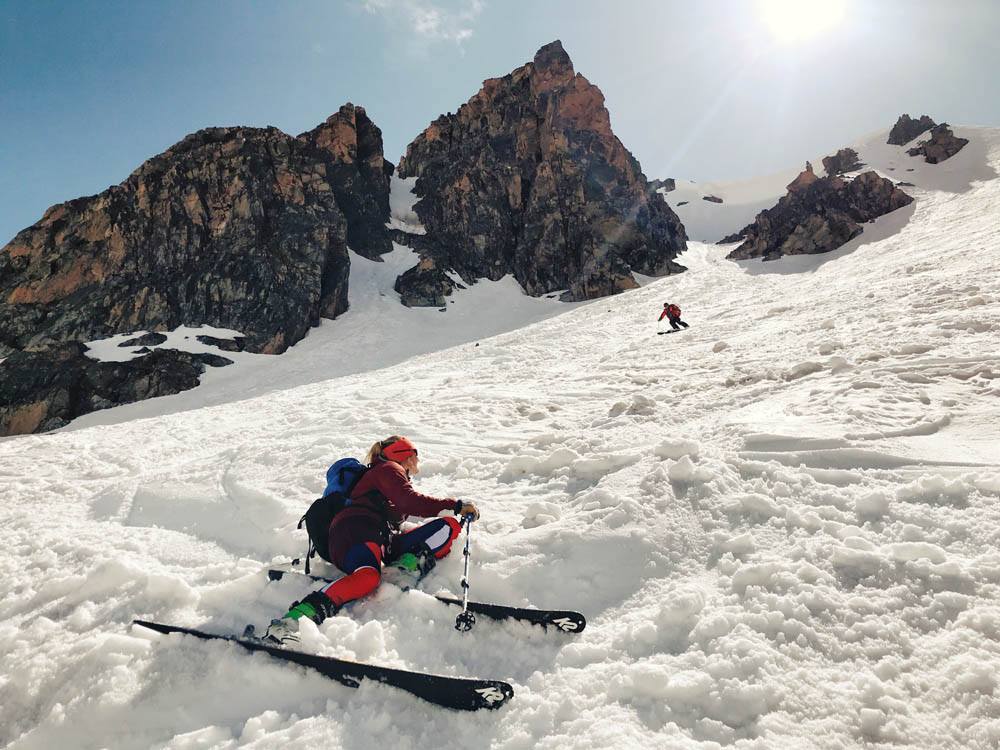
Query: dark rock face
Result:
<box><xmin>822</xmin><ymin>148</ymin><xmax>863</xmax><ymax>175</ymax></box>
<box><xmin>297</xmin><ymin>105</ymin><xmax>394</xmax><ymax>260</ymax></box>
<box><xmin>396</xmin><ymin>40</ymin><xmax>686</xmax><ymax>304</ymax></box>
<box><xmin>650</xmin><ymin>178</ymin><xmax>676</xmax><ymax>193</ymax></box>
<box><xmin>0</xmin><ymin>103</ymin><xmax>392</xmax><ymax>358</ymax></box>
<box><xmin>888</xmin><ymin>114</ymin><xmax>937</xmax><ymax>145</ymax></box>
<box><xmin>906</xmin><ymin>124</ymin><xmax>969</xmax><ymax>163</ymax></box>
<box><xmin>725</xmin><ymin>165</ymin><xmax>914</xmax><ymax>261</ymax></box>
<box><xmin>0</xmin><ymin>343</ymin><xmax>232</xmax><ymax>435</ymax></box>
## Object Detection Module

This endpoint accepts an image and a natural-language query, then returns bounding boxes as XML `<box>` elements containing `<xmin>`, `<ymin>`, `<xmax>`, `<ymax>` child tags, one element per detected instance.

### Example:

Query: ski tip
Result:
<box><xmin>475</xmin><ymin>681</ymin><xmax>514</xmax><ymax>710</ymax></box>
<box><xmin>133</xmin><ymin>619</ymin><xmax>169</xmax><ymax>634</ymax></box>
<box><xmin>553</xmin><ymin>615</ymin><xmax>587</xmax><ymax>633</ymax></box>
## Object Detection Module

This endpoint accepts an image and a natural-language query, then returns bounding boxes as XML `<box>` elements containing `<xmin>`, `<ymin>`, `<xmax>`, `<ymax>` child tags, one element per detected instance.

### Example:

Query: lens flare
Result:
<box><xmin>760</xmin><ymin>0</ymin><xmax>848</xmax><ymax>42</ymax></box>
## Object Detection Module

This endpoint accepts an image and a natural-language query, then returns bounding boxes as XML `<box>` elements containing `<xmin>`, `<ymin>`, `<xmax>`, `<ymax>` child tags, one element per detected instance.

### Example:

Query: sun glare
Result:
<box><xmin>760</xmin><ymin>0</ymin><xmax>848</xmax><ymax>42</ymax></box>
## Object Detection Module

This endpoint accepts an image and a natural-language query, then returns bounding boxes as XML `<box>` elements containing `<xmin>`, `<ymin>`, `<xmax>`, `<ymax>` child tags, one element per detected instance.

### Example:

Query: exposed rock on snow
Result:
<box><xmin>0</xmin><ymin>341</ymin><xmax>232</xmax><ymax>435</ymax></box>
<box><xmin>725</xmin><ymin>165</ymin><xmax>914</xmax><ymax>261</ymax></box>
<box><xmin>393</xmin><ymin>255</ymin><xmax>456</xmax><ymax>307</ymax></box>
<box><xmin>907</xmin><ymin>124</ymin><xmax>970</xmax><ymax>164</ymax></box>
<box><xmin>887</xmin><ymin>113</ymin><xmax>937</xmax><ymax>145</ymax></box>
<box><xmin>821</xmin><ymin>147</ymin><xmax>864</xmax><ymax>175</ymax></box>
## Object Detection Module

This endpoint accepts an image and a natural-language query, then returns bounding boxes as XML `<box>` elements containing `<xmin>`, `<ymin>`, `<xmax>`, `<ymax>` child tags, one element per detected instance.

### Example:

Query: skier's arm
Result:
<box><xmin>376</xmin><ymin>463</ymin><xmax>460</xmax><ymax>518</ymax></box>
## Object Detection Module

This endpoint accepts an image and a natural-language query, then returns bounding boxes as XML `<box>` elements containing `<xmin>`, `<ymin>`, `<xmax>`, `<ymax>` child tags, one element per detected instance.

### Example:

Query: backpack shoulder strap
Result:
<box><xmin>344</xmin><ymin>464</ymin><xmax>369</xmax><ymax>497</ymax></box>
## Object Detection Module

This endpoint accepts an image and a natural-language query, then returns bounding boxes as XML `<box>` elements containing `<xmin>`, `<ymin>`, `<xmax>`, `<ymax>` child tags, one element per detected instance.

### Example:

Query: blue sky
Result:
<box><xmin>2</xmin><ymin>0</ymin><xmax>998</xmax><ymax>245</ymax></box>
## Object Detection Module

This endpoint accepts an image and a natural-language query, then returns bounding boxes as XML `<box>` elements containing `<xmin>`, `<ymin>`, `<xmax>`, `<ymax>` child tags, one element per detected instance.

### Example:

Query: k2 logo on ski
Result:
<box><xmin>476</xmin><ymin>686</ymin><xmax>508</xmax><ymax>704</ymax></box>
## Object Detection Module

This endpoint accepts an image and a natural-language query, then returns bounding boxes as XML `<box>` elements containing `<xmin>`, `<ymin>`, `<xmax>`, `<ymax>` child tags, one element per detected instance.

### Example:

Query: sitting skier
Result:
<box><xmin>658</xmin><ymin>302</ymin><xmax>689</xmax><ymax>330</ymax></box>
<box><xmin>264</xmin><ymin>436</ymin><xmax>480</xmax><ymax>645</ymax></box>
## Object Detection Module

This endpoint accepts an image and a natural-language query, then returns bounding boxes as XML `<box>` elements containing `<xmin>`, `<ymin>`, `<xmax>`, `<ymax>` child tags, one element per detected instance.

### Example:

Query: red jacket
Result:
<box><xmin>336</xmin><ymin>460</ymin><xmax>456</xmax><ymax>533</ymax></box>
<box><xmin>659</xmin><ymin>304</ymin><xmax>681</xmax><ymax>321</ymax></box>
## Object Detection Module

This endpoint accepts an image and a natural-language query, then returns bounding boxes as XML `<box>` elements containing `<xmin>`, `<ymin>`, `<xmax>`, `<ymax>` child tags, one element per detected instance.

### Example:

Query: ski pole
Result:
<box><xmin>454</xmin><ymin>514</ymin><xmax>476</xmax><ymax>632</ymax></box>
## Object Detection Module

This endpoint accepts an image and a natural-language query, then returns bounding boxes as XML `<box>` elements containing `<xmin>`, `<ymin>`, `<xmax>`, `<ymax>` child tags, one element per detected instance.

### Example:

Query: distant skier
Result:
<box><xmin>659</xmin><ymin>302</ymin><xmax>689</xmax><ymax>331</ymax></box>
<box><xmin>263</xmin><ymin>436</ymin><xmax>480</xmax><ymax>645</ymax></box>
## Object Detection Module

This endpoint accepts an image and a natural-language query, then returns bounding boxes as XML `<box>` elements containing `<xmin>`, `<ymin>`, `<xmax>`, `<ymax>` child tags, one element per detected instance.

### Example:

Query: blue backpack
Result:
<box><xmin>298</xmin><ymin>458</ymin><xmax>368</xmax><ymax>573</ymax></box>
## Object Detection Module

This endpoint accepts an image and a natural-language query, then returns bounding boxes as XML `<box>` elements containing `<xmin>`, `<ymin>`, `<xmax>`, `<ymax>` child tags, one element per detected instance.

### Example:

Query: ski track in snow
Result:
<box><xmin>1</xmin><ymin>127</ymin><xmax>1000</xmax><ymax>749</ymax></box>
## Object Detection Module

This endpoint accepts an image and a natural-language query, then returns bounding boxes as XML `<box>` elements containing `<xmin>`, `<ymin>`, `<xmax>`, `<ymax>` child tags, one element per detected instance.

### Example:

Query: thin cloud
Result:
<box><xmin>363</xmin><ymin>0</ymin><xmax>484</xmax><ymax>44</ymax></box>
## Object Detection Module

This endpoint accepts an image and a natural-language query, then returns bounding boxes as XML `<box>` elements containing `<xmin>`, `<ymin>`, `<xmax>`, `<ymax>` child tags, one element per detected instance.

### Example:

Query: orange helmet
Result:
<box><xmin>382</xmin><ymin>437</ymin><xmax>418</xmax><ymax>462</ymax></box>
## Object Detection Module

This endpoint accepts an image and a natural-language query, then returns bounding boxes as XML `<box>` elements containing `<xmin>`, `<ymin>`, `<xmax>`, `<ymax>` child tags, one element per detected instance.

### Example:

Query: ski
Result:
<box><xmin>267</xmin><ymin>567</ymin><xmax>586</xmax><ymax>633</ymax></box>
<box><xmin>133</xmin><ymin>619</ymin><xmax>513</xmax><ymax>711</ymax></box>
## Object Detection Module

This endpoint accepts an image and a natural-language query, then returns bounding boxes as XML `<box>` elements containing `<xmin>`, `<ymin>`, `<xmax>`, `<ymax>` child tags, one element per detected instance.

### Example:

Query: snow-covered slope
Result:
<box><xmin>665</xmin><ymin>124</ymin><xmax>997</xmax><ymax>243</ymax></box>
<box><xmin>662</xmin><ymin>167</ymin><xmax>801</xmax><ymax>244</ymax></box>
<box><xmin>1</xmin><ymin>127</ymin><xmax>999</xmax><ymax>750</ymax></box>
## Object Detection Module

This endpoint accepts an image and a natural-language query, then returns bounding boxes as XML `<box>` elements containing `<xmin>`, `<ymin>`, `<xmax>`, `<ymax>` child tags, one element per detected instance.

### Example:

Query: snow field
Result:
<box><xmin>1</xmin><ymin>126</ymin><xmax>999</xmax><ymax>748</ymax></box>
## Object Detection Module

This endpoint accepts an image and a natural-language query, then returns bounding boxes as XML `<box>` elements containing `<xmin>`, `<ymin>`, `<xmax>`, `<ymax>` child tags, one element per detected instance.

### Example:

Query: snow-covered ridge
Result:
<box><xmin>665</xmin><ymin>124</ymin><xmax>998</xmax><ymax>242</ymax></box>
<box><xmin>1</xmin><ymin>127</ymin><xmax>998</xmax><ymax>749</ymax></box>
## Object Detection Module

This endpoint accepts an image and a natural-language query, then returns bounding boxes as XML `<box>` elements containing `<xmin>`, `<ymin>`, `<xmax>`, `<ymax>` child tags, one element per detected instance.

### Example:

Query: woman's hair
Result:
<box><xmin>366</xmin><ymin>435</ymin><xmax>406</xmax><ymax>466</ymax></box>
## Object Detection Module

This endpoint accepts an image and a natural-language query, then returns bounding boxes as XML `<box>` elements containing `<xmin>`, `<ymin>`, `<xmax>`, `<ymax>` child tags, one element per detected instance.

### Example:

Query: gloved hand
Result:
<box><xmin>456</xmin><ymin>501</ymin><xmax>480</xmax><ymax>521</ymax></box>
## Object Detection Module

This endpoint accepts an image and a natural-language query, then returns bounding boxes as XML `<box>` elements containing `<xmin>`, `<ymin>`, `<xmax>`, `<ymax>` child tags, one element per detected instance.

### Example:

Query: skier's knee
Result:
<box><xmin>431</xmin><ymin>516</ymin><xmax>462</xmax><ymax>559</ymax></box>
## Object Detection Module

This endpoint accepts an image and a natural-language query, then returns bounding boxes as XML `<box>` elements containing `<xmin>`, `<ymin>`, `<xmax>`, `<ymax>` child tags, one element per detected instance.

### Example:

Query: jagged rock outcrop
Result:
<box><xmin>725</xmin><ymin>164</ymin><xmax>914</xmax><ymax>261</ymax></box>
<box><xmin>394</xmin><ymin>256</ymin><xmax>457</xmax><ymax>307</ymax></box>
<box><xmin>395</xmin><ymin>40</ymin><xmax>686</xmax><ymax>304</ymax></box>
<box><xmin>0</xmin><ymin>342</ymin><xmax>232</xmax><ymax>435</ymax></box>
<box><xmin>0</xmin><ymin>103</ymin><xmax>392</xmax><ymax>358</ymax></box>
<box><xmin>786</xmin><ymin>161</ymin><xmax>820</xmax><ymax>193</ymax></box>
<box><xmin>888</xmin><ymin>114</ymin><xmax>937</xmax><ymax>145</ymax></box>
<box><xmin>298</xmin><ymin>105</ymin><xmax>394</xmax><ymax>259</ymax></box>
<box><xmin>822</xmin><ymin>148</ymin><xmax>863</xmax><ymax>175</ymax></box>
<box><xmin>906</xmin><ymin>124</ymin><xmax>969</xmax><ymax>164</ymax></box>
<box><xmin>650</xmin><ymin>178</ymin><xmax>676</xmax><ymax>193</ymax></box>
<box><xmin>718</xmin><ymin>229</ymin><xmax>748</xmax><ymax>245</ymax></box>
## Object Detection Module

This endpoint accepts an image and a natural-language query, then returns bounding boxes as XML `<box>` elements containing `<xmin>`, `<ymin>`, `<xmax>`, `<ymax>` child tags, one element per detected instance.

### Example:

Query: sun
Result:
<box><xmin>760</xmin><ymin>0</ymin><xmax>848</xmax><ymax>42</ymax></box>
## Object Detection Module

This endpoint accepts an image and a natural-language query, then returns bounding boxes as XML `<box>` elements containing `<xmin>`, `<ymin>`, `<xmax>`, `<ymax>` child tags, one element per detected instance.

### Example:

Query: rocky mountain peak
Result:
<box><xmin>786</xmin><ymin>161</ymin><xmax>820</xmax><ymax>193</ymax></box>
<box><xmin>0</xmin><ymin>106</ymin><xmax>394</xmax><ymax>361</ymax></box>
<box><xmin>299</xmin><ymin>103</ymin><xmax>387</xmax><ymax>171</ymax></box>
<box><xmin>0</xmin><ymin>105</ymin><xmax>400</xmax><ymax>434</ymax></box>
<box><xmin>530</xmin><ymin>39</ymin><xmax>576</xmax><ymax>93</ymax></box>
<box><xmin>298</xmin><ymin>103</ymin><xmax>394</xmax><ymax>259</ymax></box>
<box><xmin>395</xmin><ymin>41</ymin><xmax>686</xmax><ymax>304</ymax></box>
